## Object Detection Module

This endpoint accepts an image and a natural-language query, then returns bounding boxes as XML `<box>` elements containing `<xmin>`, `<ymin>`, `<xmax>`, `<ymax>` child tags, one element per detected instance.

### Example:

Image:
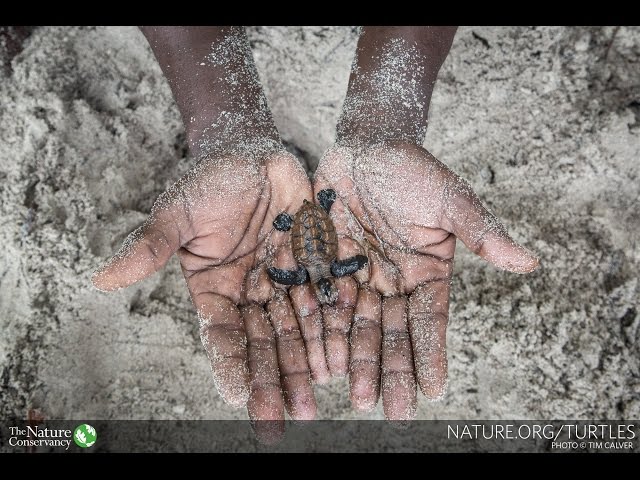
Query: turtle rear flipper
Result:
<box><xmin>267</xmin><ymin>265</ymin><xmax>309</xmax><ymax>286</ymax></box>
<box><xmin>331</xmin><ymin>255</ymin><xmax>368</xmax><ymax>277</ymax></box>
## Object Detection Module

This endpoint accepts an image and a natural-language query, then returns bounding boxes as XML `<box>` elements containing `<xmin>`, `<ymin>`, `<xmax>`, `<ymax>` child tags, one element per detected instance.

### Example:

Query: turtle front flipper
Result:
<box><xmin>267</xmin><ymin>265</ymin><xmax>309</xmax><ymax>286</ymax></box>
<box><xmin>331</xmin><ymin>255</ymin><xmax>368</xmax><ymax>277</ymax></box>
<box><xmin>273</xmin><ymin>212</ymin><xmax>294</xmax><ymax>232</ymax></box>
<box><xmin>317</xmin><ymin>189</ymin><xmax>337</xmax><ymax>213</ymax></box>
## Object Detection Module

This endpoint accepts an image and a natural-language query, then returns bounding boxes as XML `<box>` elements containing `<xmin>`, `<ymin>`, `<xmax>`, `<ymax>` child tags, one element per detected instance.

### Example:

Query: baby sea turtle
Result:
<box><xmin>268</xmin><ymin>189</ymin><xmax>368</xmax><ymax>305</ymax></box>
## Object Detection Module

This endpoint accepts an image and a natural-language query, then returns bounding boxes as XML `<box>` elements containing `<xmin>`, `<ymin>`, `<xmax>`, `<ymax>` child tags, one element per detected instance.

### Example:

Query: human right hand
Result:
<box><xmin>314</xmin><ymin>142</ymin><xmax>539</xmax><ymax>419</ymax></box>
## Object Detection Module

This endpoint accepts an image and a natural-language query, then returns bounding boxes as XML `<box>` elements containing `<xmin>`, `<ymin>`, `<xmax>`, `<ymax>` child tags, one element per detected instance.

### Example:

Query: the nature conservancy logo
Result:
<box><xmin>73</xmin><ymin>424</ymin><xmax>97</xmax><ymax>448</ymax></box>
<box><xmin>8</xmin><ymin>423</ymin><xmax>97</xmax><ymax>450</ymax></box>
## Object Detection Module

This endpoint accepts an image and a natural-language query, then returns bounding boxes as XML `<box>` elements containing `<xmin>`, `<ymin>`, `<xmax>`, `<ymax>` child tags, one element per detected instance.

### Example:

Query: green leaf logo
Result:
<box><xmin>73</xmin><ymin>424</ymin><xmax>97</xmax><ymax>448</ymax></box>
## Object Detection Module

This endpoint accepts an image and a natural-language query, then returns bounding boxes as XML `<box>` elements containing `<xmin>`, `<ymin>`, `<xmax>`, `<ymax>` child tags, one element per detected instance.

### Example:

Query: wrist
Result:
<box><xmin>141</xmin><ymin>26</ymin><xmax>281</xmax><ymax>159</ymax></box>
<box><xmin>336</xmin><ymin>100</ymin><xmax>432</xmax><ymax>148</ymax></box>
<box><xmin>335</xmin><ymin>40</ymin><xmax>436</xmax><ymax>147</ymax></box>
<box><xmin>185</xmin><ymin>104</ymin><xmax>281</xmax><ymax>159</ymax></box>
<box><xmin>335</xmin><ymin>26</ymin><xmax>456</xmax><ymax>148</ymax></box>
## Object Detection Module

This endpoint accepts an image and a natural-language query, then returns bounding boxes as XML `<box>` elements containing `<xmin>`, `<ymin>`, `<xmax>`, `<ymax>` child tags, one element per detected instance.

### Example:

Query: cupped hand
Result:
<box><xmin>93</xmin><ymin>149</ymin><xmax>325</xmax><ymax>442</ymax></box>
<box><xmin>314</xmin><ymin>142</ymin><xmax>539</xmax><ymax>420</ymax></box>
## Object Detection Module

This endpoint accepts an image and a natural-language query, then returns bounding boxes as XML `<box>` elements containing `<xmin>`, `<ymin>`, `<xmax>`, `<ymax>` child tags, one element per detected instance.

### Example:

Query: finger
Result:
<box><xmin>242</xmin><ymin>304</ymin><xmax>285</xmax><ymax>444</ymax></box>
<box><xmin>407</xmin><ymin>281</ymin><xmax>449</xmax><ymax>400</ymax></box>
<box><xmin>381</xmin><ymin>296</ymin><xmax>417</xmax><ymax>420</ymax></box>
<box><xmin>322</xmin><ymin>276</ymin><xmax>357</xmax><ymax>377</ymax></box>
<box><xmin>349</xmin><ymin>287</ymin><xmax>382</xmax><ymax>411</ymax></box>
<box><xmin>441</xmin><ymin>177</ymin><xmax>539</xmax><ymax>273</ymax></box>
<box><xmin>267</xmin><ymin>292</ymin><xmax>317</xmax><ymax>420</ymax></box>
<box><xmin>92</xmin><ymin>194</ymin><xmax>185</xmax><ymax>291</ymax></box>
<box><xmin>196</xmin><ymin>292</ymin><xmax>250</xmax><ymax>407</ymax></box>
<box><xmin>289</xmin><ymin>285</ymin><xmax>331</xmax><ymax>385</ymax></box>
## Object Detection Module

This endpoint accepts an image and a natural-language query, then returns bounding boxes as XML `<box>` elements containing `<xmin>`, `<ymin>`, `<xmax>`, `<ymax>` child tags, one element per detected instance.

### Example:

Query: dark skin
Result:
<box><xmin>93</xmin><ymin>27</ymin><xmax>322</xmax><ymax>443</ymax></box>
<box><xmin>94</xmin><ymin>26</ymin><xmax>538</xmax><ymax>430</ymax></box>
<box><xmin>336</xmin><ymin>26</ymin><xmax>458</xmax><ymax>145</ymax></box>
<box><xmin>315</xmin><ymin>26</ymin><xmax>538</xmax><ymax>418</ymax></box>
<box><xmin>137</xmin><ymin>27</ymin><xmax>279</xmax><ymax>157</ymax></box>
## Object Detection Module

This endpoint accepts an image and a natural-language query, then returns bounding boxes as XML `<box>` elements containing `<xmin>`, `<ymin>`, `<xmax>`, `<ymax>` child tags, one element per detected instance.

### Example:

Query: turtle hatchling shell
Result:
<box><xmin>291</xmin><ymin>200</ymin><xmax>338</xmax><ymax>267</ymax></box>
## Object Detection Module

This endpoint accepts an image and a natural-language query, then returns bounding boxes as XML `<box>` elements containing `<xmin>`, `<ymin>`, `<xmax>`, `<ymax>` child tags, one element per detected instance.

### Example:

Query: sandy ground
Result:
<box><xmin>1</xmin><ymin>26</ymin><xmax>638</xmax><ymax>425</ymax></box>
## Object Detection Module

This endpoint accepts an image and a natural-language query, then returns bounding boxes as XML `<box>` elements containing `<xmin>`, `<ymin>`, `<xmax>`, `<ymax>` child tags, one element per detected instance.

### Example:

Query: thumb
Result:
<box><xmin>441</xmin><ymin>176</ymin><xmax>539</xmax><ymax>274</ymax></box>
<box><xmin>92</xmin><ymin>200</ymin><xmax>184</xmax><ymax>292</ymax></box>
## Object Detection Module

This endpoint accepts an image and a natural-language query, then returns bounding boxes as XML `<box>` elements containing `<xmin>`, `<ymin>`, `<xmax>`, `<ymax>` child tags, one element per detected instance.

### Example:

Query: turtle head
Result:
<box><xmin>314</xmin><ymin>278</ymin><xmax>338</xmax><ymax>306</ymax></box>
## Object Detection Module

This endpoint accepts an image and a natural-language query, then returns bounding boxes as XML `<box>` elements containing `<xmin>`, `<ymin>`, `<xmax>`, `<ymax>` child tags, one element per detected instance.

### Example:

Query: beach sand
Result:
<box><xmin>1</xmin><ymin>26</ymin><xmax>638</xmax><ymax>427</ymax></box>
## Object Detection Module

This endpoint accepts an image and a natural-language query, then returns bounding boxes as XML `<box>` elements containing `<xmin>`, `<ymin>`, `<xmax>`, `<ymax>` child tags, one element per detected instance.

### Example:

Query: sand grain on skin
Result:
<box><xmin>1</xmin><ymin>27</ymin><xmax>638</xmax><ymax>431</ymax></box>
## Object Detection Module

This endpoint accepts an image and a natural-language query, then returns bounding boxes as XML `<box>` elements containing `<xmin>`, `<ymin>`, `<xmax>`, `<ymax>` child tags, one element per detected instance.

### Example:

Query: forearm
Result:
<box><xmin>336</xmin><ymin>26</ymin><xmax>457</xmax><ymax>146</ymax></box>
<box><xmin>140</xmin><ymin>26</ymin><xmax>280</xmax><ymax>157</ymax></box>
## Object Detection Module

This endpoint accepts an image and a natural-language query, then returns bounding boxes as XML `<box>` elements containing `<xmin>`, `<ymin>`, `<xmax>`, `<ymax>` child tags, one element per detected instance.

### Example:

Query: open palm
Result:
<box><xmin>93</xmin><ymin>151</ymin><xmax>322</xmax><ymax>440</ymax></box>
<box><xmin>314</xmin><ymin>142</ymin><xmax>538</xmax><ymax>419</ymax></box>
